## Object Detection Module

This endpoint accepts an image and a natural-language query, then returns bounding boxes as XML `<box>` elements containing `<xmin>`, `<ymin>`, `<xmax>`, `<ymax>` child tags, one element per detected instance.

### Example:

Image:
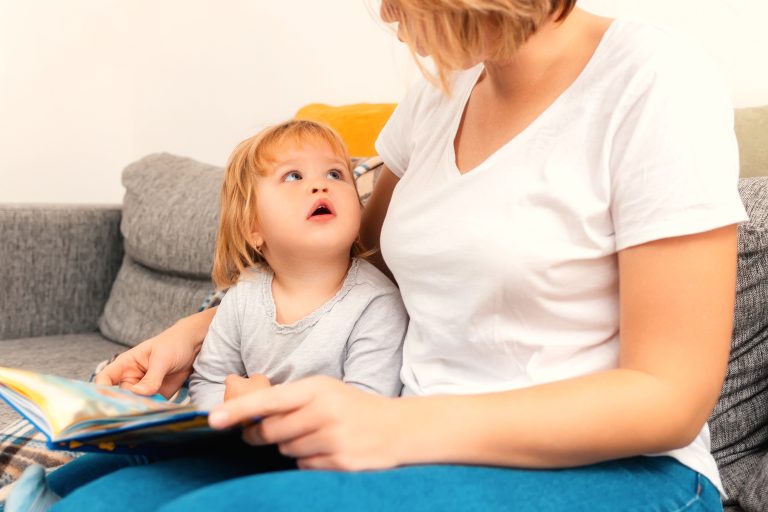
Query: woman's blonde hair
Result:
<box><xmin>385</xmin><ymin>0</ymin><xmax>577</xmax><ymax>93</ymax></box>
<box><xmin>212</xmin><ymin>119</ymin><xmax>364</xmax><ymax>289</ymax></box>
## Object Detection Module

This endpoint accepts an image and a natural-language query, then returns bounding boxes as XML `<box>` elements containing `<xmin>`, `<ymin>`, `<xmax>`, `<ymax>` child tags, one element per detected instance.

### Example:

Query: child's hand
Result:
<box><xmin>224</xmin><ymin>374</ymin><xmax>271</xmax><ymax>401</ymax></box>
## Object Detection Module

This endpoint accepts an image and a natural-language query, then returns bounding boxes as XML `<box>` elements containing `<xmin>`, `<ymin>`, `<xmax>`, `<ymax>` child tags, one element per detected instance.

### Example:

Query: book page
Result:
<box><xmin>0</xmin><ymin>367</ymin><xmax>195</xmax><ymax>440</ymax></box>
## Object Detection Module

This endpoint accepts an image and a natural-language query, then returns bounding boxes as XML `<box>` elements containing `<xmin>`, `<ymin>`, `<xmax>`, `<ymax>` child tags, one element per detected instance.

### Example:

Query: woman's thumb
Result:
<box><xmin>131</xmin><ymin>364</ymin><xmax>169</xmax><ymax>396</ymax></box>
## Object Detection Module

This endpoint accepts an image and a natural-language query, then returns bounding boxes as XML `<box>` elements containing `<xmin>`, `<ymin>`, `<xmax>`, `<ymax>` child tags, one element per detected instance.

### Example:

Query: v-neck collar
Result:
<box><xmin>449</xmin><ymin>18</ymin><xmax>622</xmax><ymax>177</ymax></box>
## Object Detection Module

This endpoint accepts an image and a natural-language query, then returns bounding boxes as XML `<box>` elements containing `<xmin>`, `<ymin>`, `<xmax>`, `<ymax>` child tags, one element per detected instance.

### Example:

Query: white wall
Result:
<box><xmin>0</xmin><ymin>1</ymin><xmax>416</xmax><ymax>204</ymax></box>
<box><xmin>1</xmin><ymin>0</ymin><xmax>767</xmax><ymax>204</ymax></box>
<box><xmin>579</xmin><ymin>0</ymin><xmax>768</xmax><ymax>108</ymax></box>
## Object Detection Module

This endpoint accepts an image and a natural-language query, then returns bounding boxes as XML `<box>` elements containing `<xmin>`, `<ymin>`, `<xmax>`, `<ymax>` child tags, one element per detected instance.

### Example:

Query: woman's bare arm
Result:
<box><xmin>360</xmin><ymin>165</ymin><xmax>400</xmax><ymax>279</ymax></box>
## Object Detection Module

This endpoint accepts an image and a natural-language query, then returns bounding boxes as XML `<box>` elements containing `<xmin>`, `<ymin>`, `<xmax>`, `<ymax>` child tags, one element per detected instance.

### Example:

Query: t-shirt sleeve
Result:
<box><xmin>188</xmin><ymin>285</ymin><xmax>246</xmax><ymax>409</ymax></box>
<box><xmin>342</xmin><ymin>288</ymin><xmax>407</xmax><ymax>397</ymax></box>
<box><xmin>375</xmin><ymin>79</ymin><xmax>431</xmax><ymax>178</ymax></box>
<box><xmin>609</xmin><ymin>47</ymin><xmax>748</xmax><ymax>251</ymax></box>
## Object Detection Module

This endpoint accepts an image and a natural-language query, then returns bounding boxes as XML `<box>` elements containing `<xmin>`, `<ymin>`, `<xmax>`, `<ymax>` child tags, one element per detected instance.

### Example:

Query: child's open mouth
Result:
<box><xmin>307</xmin><ymin>199</ymin><xmax>336</xmax><ymax>220</ymax></box>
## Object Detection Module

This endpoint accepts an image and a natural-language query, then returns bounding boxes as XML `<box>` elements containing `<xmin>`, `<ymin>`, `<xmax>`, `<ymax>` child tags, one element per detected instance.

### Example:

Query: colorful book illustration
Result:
<box><xmin>0</xmin><ymin>367</ymin><xmax>240</xmax><ymax>454</ymax></box>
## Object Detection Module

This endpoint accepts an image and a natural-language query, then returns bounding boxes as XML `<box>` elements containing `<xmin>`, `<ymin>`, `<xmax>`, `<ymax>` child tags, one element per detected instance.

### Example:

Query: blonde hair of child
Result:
<box><xmin>212</xmin><ymin>119</ymin><xmax>364</xmax><ymax>289</ymax></box>
<box><xmin>385</xmin><ymin>0</ymin><xmax>577</xmax><ymax>93</ymax></box>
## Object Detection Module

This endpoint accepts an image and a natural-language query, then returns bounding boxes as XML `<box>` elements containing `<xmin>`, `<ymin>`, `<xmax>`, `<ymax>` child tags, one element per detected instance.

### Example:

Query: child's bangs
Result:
<box><xmin>263</xmin><ymin>122</ymin><xmax>351</xmax><ymax>169</ymax></box>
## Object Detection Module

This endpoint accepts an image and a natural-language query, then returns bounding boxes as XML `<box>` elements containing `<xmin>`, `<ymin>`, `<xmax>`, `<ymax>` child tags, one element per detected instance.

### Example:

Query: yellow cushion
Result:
<box><xmin>295</xmin><ymin>103</ymin><xmax>396</xmax><ymax>157</ymax></box>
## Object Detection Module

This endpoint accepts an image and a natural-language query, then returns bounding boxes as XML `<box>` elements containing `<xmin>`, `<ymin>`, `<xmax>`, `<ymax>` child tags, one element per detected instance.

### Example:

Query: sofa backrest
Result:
<box><xmin>98</xmin><ymin>153</ymin><xmax>223</xmax><ymax>346</ymax></box>
<box><xmin>735</xmin><ymin>105</ymin><xmax>768</xmax><ymax>178</ymax></box>
<box><xmin>709</xmin><ymin>176</ymin><xmax>768</xmax><ymax>503</ymax></box>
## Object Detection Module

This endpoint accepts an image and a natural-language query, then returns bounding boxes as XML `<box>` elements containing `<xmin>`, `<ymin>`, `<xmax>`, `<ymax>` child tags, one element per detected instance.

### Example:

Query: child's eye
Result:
<box><xmin>327</xmin><ymin>169</ymin><xmax>344</xmax><ymax>180</ymax></box>
<box><xmin>283</xmin><ymin>171</ymin><xmax>302</xmax><ymax>182</ymax></box>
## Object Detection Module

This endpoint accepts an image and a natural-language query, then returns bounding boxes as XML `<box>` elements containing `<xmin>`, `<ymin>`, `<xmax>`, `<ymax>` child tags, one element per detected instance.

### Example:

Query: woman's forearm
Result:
<box><xmin>391</xmin><ymin>368</ymin><xmax>712</xmax><ymax>469</ymax></box>
<box><xmin>360</xmin><ymin>167</ymin><xmax>399</xmax><ymax>279</ymax></box>
<box><xmin>174</xmin><ymin>306</ymin><xmax>217</xmax><ymax>355</ymax></box>
<box><xmin>207</xmin><ymin>364</ymin><xmax>719</xmax><ymax>471</ymax></box>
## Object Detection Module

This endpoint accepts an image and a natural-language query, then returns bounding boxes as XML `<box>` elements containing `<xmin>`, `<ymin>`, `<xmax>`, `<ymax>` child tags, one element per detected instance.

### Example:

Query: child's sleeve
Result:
<box><xmin>342</xmin><ymin>289</ymin><xmax>408</xmax><ymax>397</ymax></box>
<box><xmin>188</xmin><ymin>286</ymin><xmax>246</xmax><ymax>409</ymax></box>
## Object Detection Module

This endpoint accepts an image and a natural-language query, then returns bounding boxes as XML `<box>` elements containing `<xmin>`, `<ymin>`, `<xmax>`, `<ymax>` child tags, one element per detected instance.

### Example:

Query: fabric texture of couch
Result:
<box><xmin>0</xmin><ymin>106</ymin><xmax>767</xmax><ymax>511</ymax></box>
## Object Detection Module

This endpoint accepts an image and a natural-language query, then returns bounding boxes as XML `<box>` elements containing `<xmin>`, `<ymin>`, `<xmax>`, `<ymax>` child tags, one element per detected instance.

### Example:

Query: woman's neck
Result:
<box><xmin>268</xmin><ymin>255</ymin><xmax>352</xmax><ymax>325</ymax></box>
<box><xmin>481</xmin><ymin>8</ymin><xmax>607</xmax><ymax>98</ymax></box>
<box><xmin>451</xmin><ymin>7</ymin><xmax>612</xmax><ymax>173</ymax></box>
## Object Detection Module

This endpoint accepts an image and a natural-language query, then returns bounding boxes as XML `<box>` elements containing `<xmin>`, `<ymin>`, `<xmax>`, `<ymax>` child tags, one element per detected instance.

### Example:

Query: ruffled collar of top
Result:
<box><xmin>261</xmin><ymin>258</ymin><xmax>360</xmax><ymax>334</ymax></box>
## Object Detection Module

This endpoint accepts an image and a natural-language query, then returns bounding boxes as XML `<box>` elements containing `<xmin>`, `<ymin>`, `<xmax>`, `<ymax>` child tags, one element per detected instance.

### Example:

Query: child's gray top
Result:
<box><xmin>189</xmin><ymin>258</ymin><xmax>407</xmax><ymax>408</ymax></box>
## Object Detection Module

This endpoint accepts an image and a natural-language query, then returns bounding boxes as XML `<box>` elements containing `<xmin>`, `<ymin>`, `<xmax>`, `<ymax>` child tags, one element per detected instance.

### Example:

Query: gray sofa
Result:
<box><xmin>1</xmin><ymin>108</ymin><xmax>768</xmax><ymax>510</ymax></box>
<box><xmin>0</xmin><ymin>153</ymin><xmax>222</xmax><ymax>413</ymax></box>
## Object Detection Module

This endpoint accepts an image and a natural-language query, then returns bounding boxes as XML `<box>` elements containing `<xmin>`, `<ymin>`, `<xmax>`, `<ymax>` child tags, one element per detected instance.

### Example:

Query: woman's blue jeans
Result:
<box><xmin>48</xmin><ymin>451</ymin><xmax>721</xmax><ymax>512</ymax></box>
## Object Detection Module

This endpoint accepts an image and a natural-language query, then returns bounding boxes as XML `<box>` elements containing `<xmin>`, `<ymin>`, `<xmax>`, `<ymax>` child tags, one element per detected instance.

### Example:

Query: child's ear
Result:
<box><xmin>251</xmin><ymin>231</ymin><xmax>264</xmax><ymax>250</ymax></box>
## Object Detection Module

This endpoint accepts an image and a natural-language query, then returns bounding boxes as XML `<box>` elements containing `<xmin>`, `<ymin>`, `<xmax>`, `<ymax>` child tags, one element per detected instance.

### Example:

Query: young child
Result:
<box><xmin>5</xmin><ymin>120</ymin><xmax>406</xmax><ymax>512</ymax></box>
<box><xmin>189</xmin><ymin>119</ymin><xmax>406</xmax><ymax>407</ymax></box>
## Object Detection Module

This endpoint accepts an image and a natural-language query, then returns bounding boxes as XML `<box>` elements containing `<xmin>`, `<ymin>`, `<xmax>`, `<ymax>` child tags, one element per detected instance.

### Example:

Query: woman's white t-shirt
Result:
<box><xmin>375</xmin><ymin>19</ymin><xmax>747</xmax><ymax>492</ymax></box>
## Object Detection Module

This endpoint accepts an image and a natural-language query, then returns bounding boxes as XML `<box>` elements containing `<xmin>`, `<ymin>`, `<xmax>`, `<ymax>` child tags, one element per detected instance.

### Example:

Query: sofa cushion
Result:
<box><xmin>121</xmin><ymin>153</ymin><xmax>222</xmax><ymax>278</ymax></box>
<box><xmin>99</xmin><ymin>255</ymin><xmax>212</xmax><ymax>347</ymax></box>
<box><xmin>735</xmin><ymin>106</ymin><xmax>768</xmax><ymax>178</ymax></box>
<box><xmin>709</xmin><ymin>177</ymin><xmax>768</xmax><ymax>503</ymax></box>
<box><xmin>98</xmin><ymin>153</ymin><xmax>222</xmax><ymax>346</ymax></box>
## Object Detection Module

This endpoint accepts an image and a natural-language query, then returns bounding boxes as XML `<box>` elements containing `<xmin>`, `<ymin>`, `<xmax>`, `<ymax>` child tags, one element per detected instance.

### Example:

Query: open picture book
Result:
<box><xmin>0</xmin><ymin>366</ymin><xmax>244</xmax><ymax>455</ymax></box>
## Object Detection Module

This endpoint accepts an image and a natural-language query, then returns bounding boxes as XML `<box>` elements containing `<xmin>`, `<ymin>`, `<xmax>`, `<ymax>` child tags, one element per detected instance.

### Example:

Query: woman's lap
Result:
<box><xmin>50</xmin><ymin>454</ymin><xmax>721</xmax><ymax>512</ymax></box>
<box><xmin>49</xmin><ymin>444</ymin><xmax>295</xmax><ymax>512</ymax></box>
<box><xmin>47</xmin><ymin>453</ymin><xmax>152</xmax><ymax>497</ymax></box>
<box><xmin>47</xmin><ymin>433</ymin><xmax>282</xmax><ymax>498</ymax></box>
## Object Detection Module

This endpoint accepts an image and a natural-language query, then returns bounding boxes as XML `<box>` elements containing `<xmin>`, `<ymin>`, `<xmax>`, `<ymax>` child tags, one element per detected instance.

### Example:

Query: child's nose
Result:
<box><xmin>311</xmin><ymin>185</ymin><xmax>328</xmax><ymax>193</ymax></box>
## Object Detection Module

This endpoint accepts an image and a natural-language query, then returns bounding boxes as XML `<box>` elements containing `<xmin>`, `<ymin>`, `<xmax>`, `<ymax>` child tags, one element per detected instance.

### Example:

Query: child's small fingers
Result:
<box><xmin>249</xmin><ymin>374</ymin><xmax>271</xmax><ymax>388</ymax></box>
<box><xmin>224</xmin><ymin>374</ymin><xmax>248</xmax><ymax>386</ymax></box>
<box><xmin>224</xmin><ymin>375</ymin><xmax>247</xmax><ymax>401</ymax></box>
<box><xmin>224</xmin><ymin>375</ymin><xmax>271</xmax><ymax>401</ymax></box>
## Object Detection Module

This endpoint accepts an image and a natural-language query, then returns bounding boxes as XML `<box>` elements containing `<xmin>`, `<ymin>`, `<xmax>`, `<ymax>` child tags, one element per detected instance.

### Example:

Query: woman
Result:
<box><xmin>60</xmin><ymin>0</ymin><xmax>746</xmax><ymax>510</ymax></box>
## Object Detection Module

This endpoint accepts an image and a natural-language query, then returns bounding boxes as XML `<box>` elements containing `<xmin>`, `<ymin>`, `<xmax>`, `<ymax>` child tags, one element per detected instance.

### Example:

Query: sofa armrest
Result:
<box><xmin>0</xmin><ymin>205</ymin><xmax>123</xmax><ymax>340</ymax></box>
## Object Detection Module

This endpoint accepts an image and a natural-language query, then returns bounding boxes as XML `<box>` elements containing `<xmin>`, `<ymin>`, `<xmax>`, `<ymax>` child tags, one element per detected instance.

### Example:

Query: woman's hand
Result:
<box><xmin>94</xmin><ymin>333</ymin><xmax>195</xmax><ymax>398</ymax></box>
<box><xmin>209</xmin><ymin>375</ymin><xmax>403</xmax><ymax>471</ymax></box>
<box><xmin>224</xmin><ymin>374</ymin><xmax>271</xmax><ymax>401</ymax></box>
<box><xmin>94</xmin><ymin>309</ymin><xmax>216</xmax><ymax>397</ymax></box>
